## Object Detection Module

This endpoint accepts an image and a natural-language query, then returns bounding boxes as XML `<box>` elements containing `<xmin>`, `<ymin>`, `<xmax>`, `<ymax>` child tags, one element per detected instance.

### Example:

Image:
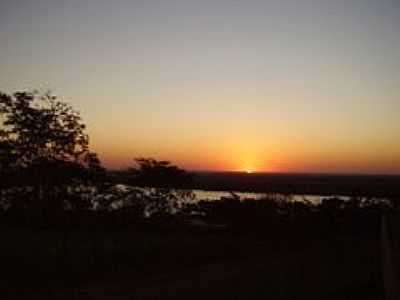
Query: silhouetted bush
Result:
<box><xmin>126</xmin><ymin>158</ymin><xmax>195</xmax><ymax>216</ymax></box>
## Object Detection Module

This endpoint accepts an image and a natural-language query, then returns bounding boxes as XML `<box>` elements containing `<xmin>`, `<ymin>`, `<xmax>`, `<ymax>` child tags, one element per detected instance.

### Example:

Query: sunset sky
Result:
<box><xmin>1</xmin><ymin>0</ymin><xmax>399</xmax><ymax>174</ymax></box>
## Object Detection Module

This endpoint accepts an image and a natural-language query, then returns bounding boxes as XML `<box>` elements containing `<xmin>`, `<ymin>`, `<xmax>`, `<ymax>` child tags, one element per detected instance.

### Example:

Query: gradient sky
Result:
<box><xmin>1</xmin><ymin>0</ymin><xmax>399</xmax><ymax>173</ymax></box>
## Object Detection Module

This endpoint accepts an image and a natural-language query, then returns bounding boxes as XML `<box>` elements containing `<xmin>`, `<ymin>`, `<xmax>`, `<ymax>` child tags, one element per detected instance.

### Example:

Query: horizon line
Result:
<box><xmin>106</xmin><ymin>168</ymin><xmax>400</xmax><ymax>177</ymax></box>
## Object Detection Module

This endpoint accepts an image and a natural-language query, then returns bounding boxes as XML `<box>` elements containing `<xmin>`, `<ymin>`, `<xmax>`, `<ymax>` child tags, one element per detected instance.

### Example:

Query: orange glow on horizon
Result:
<box><xmin>92</xmin><ymin>130</ymin><xmax>400</xmax><ymax>174</ymax></box>
<box><xmin>95</xmin><ymin>144</ymin><xmax>400</xmax><ymax>175</ymax></box>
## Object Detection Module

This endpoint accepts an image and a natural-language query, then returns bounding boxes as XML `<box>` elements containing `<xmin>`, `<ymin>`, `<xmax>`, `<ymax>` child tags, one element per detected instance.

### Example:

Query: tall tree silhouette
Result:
<box><xmin>0</xmin><ymin>91</ymin><xmax>104</xmax><ymax>218</ymax></box>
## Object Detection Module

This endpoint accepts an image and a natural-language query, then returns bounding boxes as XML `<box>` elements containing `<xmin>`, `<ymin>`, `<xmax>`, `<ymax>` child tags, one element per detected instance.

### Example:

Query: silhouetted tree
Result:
<box><xmin>0</xmin><ymin>91</ymin><xmax>104</xmax><ymax>221</ymax></box>
<box><xmin>129</xmin><ymin>158</ymin><xmax>194</xmax><ymax>216</ymax></box>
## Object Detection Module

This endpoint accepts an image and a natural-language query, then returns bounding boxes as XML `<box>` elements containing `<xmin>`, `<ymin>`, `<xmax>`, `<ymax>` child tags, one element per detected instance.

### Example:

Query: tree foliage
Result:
<box><xmin>0</xmin><ymin>91</ymin><xmax>104</xmax><ymax>214</ymax></box>
<box><xmin>131</xmin><ymin>158</ymin><xmax>193</xmax><ymax>189</ymax></box>
<box><xmin>0</xmin><ymin>91</ymin><xmax>91</xmax><ymax>166</ymax></box>
<box><xmin>129</xmin><ymin>158</ymin><xmax>194</xmax><ymax>215</ymax></box>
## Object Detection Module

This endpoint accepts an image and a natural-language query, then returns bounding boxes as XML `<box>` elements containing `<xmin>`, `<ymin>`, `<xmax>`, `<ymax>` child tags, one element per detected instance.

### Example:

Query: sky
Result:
<box><xmin>1</xmin><ymin>0</ymin><xmax>399</xmax><ymax>174</ymax></box>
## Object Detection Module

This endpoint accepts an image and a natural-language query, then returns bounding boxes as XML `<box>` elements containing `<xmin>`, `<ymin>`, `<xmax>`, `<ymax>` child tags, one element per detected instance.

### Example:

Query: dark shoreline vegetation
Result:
<box><xmin>0</xmin><ymin>91</ymin><xmax>395</xmax><ymax>299</ymax></box>
<box><xmin>111</xmin><ymin>170</ymin><xmax>400</xmax><ymax>198</ymax></box>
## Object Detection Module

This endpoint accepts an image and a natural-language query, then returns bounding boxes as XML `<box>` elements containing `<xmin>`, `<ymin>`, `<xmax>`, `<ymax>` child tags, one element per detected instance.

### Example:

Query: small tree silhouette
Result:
<box><xmin>129</xmin><ymin>158</ymin><xmax>194</xmax><ymax>216</ymax></box>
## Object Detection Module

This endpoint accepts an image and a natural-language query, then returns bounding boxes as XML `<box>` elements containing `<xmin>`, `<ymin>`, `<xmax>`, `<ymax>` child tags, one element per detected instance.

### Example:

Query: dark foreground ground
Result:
<box><xmin>1</xmin><ymin>227</ymin><xmax>382</xmax><ymax>300</ymax></box>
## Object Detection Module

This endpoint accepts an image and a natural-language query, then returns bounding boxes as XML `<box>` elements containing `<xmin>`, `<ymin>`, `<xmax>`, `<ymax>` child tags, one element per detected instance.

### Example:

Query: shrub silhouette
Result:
<box><xmin>128</xmin><ymin>158</ymin><xmax>194</xmax><ymax>216</ymax></box>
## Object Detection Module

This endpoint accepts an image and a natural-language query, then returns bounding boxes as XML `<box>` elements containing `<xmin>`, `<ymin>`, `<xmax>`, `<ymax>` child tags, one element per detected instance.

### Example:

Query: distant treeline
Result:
<box><xmin>192</xmin><ymin>172</ymin><xmax>400</xmax><ymax>198</ymax></box>
<box><xmin>109</xmin><ymin>170</ymin><xmax>400</xmax><ymax>198</ymax></box>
